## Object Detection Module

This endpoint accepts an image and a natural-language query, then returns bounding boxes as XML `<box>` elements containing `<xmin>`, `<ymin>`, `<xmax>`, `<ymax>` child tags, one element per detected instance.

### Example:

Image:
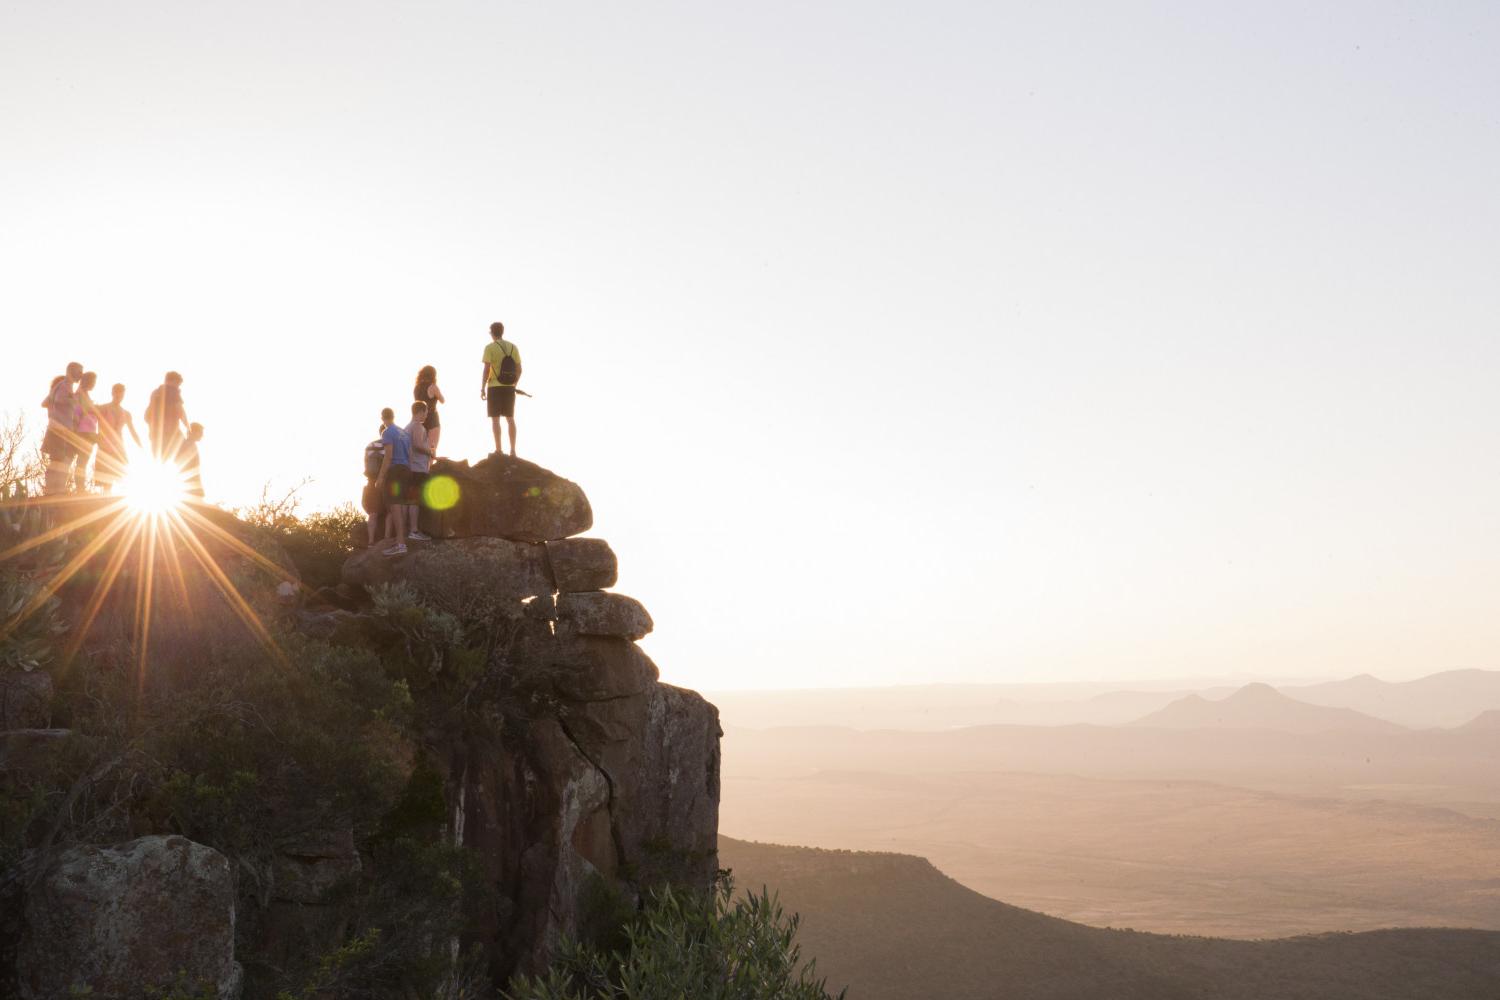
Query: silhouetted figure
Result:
<box><xmin>75</xmin><ymin>372</ymin><xmax>101</xmax><ymax>491</ymax></box>
<box><xmin>41</xmin><ymin>362</ymin><xmax>84</xmax><ymax>496</ymax></box>
<box><xmin>480</xmin><ymin>321</ymin><xmax>522</xmax><ymax>457</ymax></box>
<box><xmin>146</xmin><ymin>371</ymin><xmax>190</xmax><ymax>462</ymax></box>
<box><xmin>362</xmin><ymin>429</ymin><xmax>387</xmax><ymax>548</ymax></box>
<box><xmin>181</xmin><ymin>423</ymin><xmax>205</xmax><ymax>498</ymax></box>
<box><xmin>404</xmin><ymin>401</ymin><xmax>434</xmax><ymax>542</ymax></box>
<box><xmin>414</xmin><ymin>365</ymin><xmax>446</xmax><ymax>455</ymax></box>
<box><xmin>96</xmin><ymin>383</ymin><xmax>143</xmax><ymax>492</ymax></box>
<box><xmin>374</xmin><ymin>407</ymin><xmax>411</xmax><ymax>556</ymax></box>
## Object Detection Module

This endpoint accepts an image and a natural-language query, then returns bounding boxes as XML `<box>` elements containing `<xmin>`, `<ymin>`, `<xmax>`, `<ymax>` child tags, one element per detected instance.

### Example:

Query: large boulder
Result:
<box><xmin>17</xmin><ymin>835</ymin><xmax>241</xmax><ymax>999</ymax></box>
<box><xmin>557</xmin><ymin>592</ymin><xmax>653</xmax><ymax>641</ymax></box>
<box><xmin>0</xmin><ymin>671</ymin><xmax>53</xmax><ymax>730</ymax></box>
<box><xmin>419</xmin><ymin>455</ymin><xmax>592</xmax><ymax>543</ymax></box>
<box><xmin>545</xmin><ymin>538</ymin><xmax>618</xmax><ymax>592</ymax></box>
<box><xmin>509</xmin><ymin>623</ymin><xmax>659</xmax><ymax>702</ymax></box>
<box><xmin>342</xmin><ymin>537</ymin><xmax>553</xmax><ymax>612</ymax></box>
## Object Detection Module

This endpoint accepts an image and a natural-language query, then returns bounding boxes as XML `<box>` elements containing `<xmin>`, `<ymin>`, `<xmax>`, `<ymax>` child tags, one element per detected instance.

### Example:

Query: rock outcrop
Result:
<box><xmin>0</xmin><ymin>454</ymin><xmax>717</xmax><ymax>995</ymax></box>
<box><xmin>0</xmin><ymin>670</ymin><xmax>52</xmax><ymax>730</ymax></box>
<box><xmin>16</xmin><ymin>835</ymin><xmax>242</xmax><ymax>999</ymax></box>
<box><xmin>339</xmin><ymin>454</ymin><xmax>719</xmax><ymax>982</ymax></box>
<box><xmin>419</xmin><ymin>455</ymin><xmax>592</xmax><ymax>543</ymax></box>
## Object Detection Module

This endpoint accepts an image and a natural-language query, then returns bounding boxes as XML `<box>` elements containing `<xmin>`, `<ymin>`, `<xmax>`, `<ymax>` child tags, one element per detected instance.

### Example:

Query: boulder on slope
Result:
<box><xmin>419</xmin><ymin>455</ymin><xmax>591</xmax><ymax>543</ymax></box>
<box><xmin>0</xmin><ymin>671</ymin><xmax>53</xmax><ymax>730</ymax></box>
<box><xmin>17</xmin><ymin>835</ymin><xmax>241</xmax><ymax>999</ymax></box>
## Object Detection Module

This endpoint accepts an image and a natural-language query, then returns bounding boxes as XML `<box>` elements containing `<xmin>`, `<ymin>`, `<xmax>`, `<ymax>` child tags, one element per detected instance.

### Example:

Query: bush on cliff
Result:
<box><xmin>236</xmin><ymin>483</ymin><xmax>364</xmax><ymax>589</ymax></box>
<box><xmin>507</xmin><ymin>877</ymin><xmax>847</xmax><ymax>1000</ymax></box>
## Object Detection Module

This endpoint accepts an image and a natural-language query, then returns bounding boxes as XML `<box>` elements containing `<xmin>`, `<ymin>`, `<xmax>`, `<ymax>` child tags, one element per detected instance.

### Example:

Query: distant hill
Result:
<box><xmin>722</xmin><ymin>837</ymin><xmax>1500</xmax><ymax>1000</ymax></box>
<box><xmin>1130</xmin><ymin>683</ymin><xmax>1404</xmax><ymax>734</ymax></box>
<box><xmin>1455</xmin><ymin>709</ymin><xmax>1500</xmax><ymax>735</ymax></box>
<box><xmin>1284</xmin><ymin>669</ymin><xmax>1500</xmax><ymax>729</ymax></box>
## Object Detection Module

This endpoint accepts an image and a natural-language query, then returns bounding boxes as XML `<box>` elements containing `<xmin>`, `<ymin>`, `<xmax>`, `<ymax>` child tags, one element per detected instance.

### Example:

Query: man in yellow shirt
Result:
<box><xmin>480</xmin><ymin>321</ymin><xmax>523</xmax><ymax>457</ymax></box>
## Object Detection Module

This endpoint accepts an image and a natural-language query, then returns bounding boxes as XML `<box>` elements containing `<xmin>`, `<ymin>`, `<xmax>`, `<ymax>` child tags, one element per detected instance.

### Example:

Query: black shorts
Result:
<box><xmin>409</xmin><ymin>470</ymin><xmax>430</xmax><ymax>505</ymax></box>
<box><xmin>42</xmin><ymin>429</ymin><xmax>67</xmax><ymax>459</ymax></box>
<box><xmin>487</xmin><ymin>387</ymin><xmax>516</xmax><ymax>418</ymax></box>
<box><xmin>424</xmin><ymin>408</ymin><xmax>440</xmax><ymax>431</ymax></box>
<box><xmin>385</xmin><ymin>465</ymin><xmax>413</xmax><ymax>504</ymax></box>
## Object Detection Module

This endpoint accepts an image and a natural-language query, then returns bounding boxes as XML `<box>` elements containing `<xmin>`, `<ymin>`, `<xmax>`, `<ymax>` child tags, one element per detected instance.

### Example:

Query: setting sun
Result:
<box><xmin>117</xmin><ymin>451</ymin><xmax>192</xmax><ymax>516</ymax></box>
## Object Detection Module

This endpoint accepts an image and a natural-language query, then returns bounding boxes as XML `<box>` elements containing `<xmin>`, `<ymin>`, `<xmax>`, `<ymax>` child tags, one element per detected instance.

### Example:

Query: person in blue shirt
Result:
<box><xmin>374</xmin><ymin>407</ymin><xmax>412</xmax><ymax>556</ymax></box>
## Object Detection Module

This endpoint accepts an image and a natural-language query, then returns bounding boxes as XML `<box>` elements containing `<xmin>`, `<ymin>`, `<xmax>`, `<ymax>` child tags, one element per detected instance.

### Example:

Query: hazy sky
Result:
<box><xmin>3</xmin><ymin>1</ymin><xmax>1497</xmax><ymax>691</ymax></box>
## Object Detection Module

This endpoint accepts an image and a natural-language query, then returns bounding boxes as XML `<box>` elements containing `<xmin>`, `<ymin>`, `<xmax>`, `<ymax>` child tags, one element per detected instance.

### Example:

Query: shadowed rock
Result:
<box><xmin>545</xmin><ymin>538</ymin><xmax>618</xmax><ymax>592</ymax></box>
<box><xmin>557</xmin><ymin>592</ymin><xmax>653</xmax><ymax>641</ymax></box>
<box><xmin>17</xmin><ymin>835</ymin><xmax>241</xmax><ymax>999</ymax></box>
<box><xmin>0</xmin><ymin>671</ymin><xmax>52</xmax><ymax>730</ymax></box>
<box><xmin>342</xmin><ymin>536</ymin><xmax>552</xmax><ymax>610</ymax></box>
<box><xmin>419</xmin><ymin>454</ymin><xmax>591</xmax><ymax>543</ymax></box>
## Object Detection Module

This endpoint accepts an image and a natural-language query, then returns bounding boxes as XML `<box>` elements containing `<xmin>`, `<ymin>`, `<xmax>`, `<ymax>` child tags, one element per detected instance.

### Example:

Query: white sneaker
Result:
<box><xmin>382</xmin><ymin>544</ymin><xmax>408</xmax><ymax>557</ymax></box>
<box><xmin>407</xmin><ymin>530</ymin><xmax>431</xmax><ymax>541</ymax></box>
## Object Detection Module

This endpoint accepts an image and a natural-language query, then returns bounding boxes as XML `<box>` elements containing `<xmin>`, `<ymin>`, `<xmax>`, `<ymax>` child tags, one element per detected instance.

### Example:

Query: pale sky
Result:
<box><xmin>2</xmin><ymin>1</ymin><xmax>1497</xmax><ymax>691</ymax></box>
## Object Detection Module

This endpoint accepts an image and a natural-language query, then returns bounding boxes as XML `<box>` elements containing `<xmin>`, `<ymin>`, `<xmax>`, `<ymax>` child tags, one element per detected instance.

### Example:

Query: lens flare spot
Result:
<box><xmin>424</xmin><ymin>475</ymin><xmax>460</xmax><ymax>511</ymax></box>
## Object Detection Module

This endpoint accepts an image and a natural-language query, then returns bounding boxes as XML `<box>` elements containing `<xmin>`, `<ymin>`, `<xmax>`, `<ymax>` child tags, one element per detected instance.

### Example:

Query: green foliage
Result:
<box><xmin>0</xmin><ymin>569</ymin><xmax>68</xmax><ymax>672</ymax></box>
<box><xmin>236</xmin><ymin>481</ymin><xmax>364</xmax><ymax>589</ymax></box>
<box><xmin>275</xmin><ymin>929</ymin><xmax>383</xmax><ymax>1000</ymax></box>
<box><xmin>507</xmin><ymin>878</ymin><xmax>846</xmax><ymax>1000</ymax></box>
<box><xmin>369</xmin><ymin>582</ymin><xmax>484</xmax><ymax>689</ymax></box>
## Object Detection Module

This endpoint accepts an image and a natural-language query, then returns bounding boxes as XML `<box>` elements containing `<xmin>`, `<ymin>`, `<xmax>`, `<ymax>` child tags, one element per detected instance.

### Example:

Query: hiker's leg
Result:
<box><xmin>491</xmin><ymin>415</ymin><xmax>502</xmax><ymax>453</ymax></box>
<box><xmin>393</xmin><ymin>502</ymin><xmax>406</xmax><ymax>545</ymax></box>
<box><xmin>427</xmin><ymin>426</ymin><xmax>441</xmax><ymax>455</ymax></box>
<box><xmin>506</xmin><ymin>416</ymin><xmax>517</xmax><ymax>457</ymax></box>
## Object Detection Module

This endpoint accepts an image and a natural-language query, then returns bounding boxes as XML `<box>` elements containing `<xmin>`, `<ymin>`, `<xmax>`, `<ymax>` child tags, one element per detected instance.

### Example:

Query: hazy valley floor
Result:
<box><xmin>720</xmin><ymin>720</ymin><xmax>1500</xmax><ymax>938</ymax></box>
<box><xmin>720</xmin><ymin>837</ymin><xmax>1500</xmax><ymax>1000</ymax></box>
<box><xmin>723</xmin><ymin>768</ymin><xmax>1500</xmax><ymax>937</ymax></box>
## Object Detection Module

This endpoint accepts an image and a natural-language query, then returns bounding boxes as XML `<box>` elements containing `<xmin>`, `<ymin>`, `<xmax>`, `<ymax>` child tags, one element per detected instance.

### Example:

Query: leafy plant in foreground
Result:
<box><xmin>507</xmin><ymin>877</ymin><xmax>846</xmax><ymax>1000</ymax></box>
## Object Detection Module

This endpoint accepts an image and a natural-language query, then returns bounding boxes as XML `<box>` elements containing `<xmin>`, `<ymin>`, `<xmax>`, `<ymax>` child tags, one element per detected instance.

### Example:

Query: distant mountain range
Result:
<box><xmin>722</xmin><ymin>836</ymin><xmax>1500</xmax><ymax>1000</ymax></box>
<box><xmin>1129</xmin><ymin>683</ymin><xmax>1405</xmax><ymax>734</ymax></box>
<box><xmin>1283</xmin><ymin>669</ymin><xmax>1500</xmax><ymax>729</ymax></box>
<box><xmin>709</xmin><ymin>669</ymin><xmax>1500</xmax><ymax>732</ymax></box>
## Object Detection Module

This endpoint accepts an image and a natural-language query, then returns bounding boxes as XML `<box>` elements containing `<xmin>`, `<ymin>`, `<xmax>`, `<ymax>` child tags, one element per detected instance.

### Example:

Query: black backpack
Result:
<box><xmin>497</xmin><ymin>344</ymin><xmax>519</xmax><ymax>386</ymax></box>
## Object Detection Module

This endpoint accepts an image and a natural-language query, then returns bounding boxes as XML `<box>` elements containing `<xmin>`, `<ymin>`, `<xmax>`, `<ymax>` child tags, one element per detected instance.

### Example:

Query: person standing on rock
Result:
<box><xmin>404</xmin><ymin>401</ymin><xmax>434</xmax><ymax>542</ymax></box>
<box><xmin>145</xmin><ymin>371</ymin><xmax>190</xmax><ymax>463</ymax></box>
<box><xmin>480</xmin><ymin>321</ymin><xmax>522</xmax><ymax>458</ymax></box>
<box><xmin>375</xmin><ymin>407</ymin><xmax>412</xmax><ymax>557</ymax></box>
<box><xmin>414</xmin><ymin>365</ymin><xmax>445</xmax><ymax>456</ymax></box>
<box><xmin>96</xmin><ymin>382</ymin><xmax>142</xmax><ymax>492</ymax></box>
<box><xmin>41</xmin><ymin>362</ymin><xmax>83</xmax><ymax>495</ymax></box>
<box><xmin>74</xmin><ymin>372</ymin><xmax>102</xmax><ymax>491</ymax></box>
<box><xmin>180</xmin><ymin>423</ymin><xmax>206</xmax><ymax>498</ymax></box>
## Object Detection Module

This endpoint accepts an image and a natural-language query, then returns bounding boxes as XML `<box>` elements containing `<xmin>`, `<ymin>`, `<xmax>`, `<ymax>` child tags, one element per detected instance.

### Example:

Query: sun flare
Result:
<box><xmin>118</xmin><ymin>454</ymin><xmax>192</xmax><ymax>516</ymax></box>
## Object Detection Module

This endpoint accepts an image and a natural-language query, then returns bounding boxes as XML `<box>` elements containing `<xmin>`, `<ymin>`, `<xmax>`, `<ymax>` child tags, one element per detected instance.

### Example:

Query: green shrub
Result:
<box><xmin>0</xmin><ymin>570</ymin><xmax>67</xmax><ymax>673</ymax></box>
<box><xmin>236</xmin><ymin>482</ymin><xmax>363</xmax><ymax>590</ymax></box>
<box><xmin>506</xmin><ymin>877</ymin><xmax>846</xmax><ymax>1000</ymax></box>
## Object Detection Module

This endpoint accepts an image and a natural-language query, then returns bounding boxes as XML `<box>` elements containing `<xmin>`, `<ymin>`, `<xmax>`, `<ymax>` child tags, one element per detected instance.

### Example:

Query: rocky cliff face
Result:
<box><xmin>0</xmin><ymin>455</ymin><xmax>721</xmax><ymax>996</ymax></box>
<box><xmin>343</xmin><ymin>457</ymin><xmax>721</xmax><ymax>982</ymax></box>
